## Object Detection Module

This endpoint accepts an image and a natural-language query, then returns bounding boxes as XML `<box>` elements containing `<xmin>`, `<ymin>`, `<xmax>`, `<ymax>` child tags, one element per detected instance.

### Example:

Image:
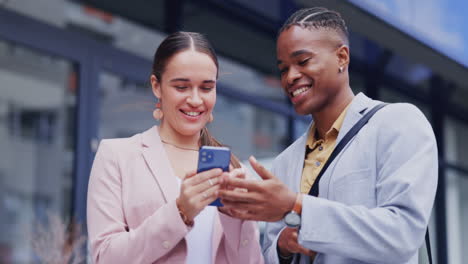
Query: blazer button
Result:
<box><xmin>241</xmin><ymin>239</ymin><xmax>249</xmax><ymax>246</ymax></box>
<box><xmin>163</xmin><ymin>241</ymin><xmax>170</xmax><ymax>249</ymax></box>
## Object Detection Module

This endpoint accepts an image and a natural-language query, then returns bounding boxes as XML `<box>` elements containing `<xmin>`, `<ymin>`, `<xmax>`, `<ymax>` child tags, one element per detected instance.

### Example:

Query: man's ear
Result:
<box><xmin>150</xmin><ymin>74</ymin><xmax>161</xmax><ymax>99</ymax></box>
<box><xmin>336</xmin><ymin>45</ymin><xmax>350</xmax><ymax>71</ymax></box>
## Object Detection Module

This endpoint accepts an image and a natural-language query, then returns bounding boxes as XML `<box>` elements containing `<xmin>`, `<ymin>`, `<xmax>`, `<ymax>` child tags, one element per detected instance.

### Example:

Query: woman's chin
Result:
<box><xmin>175</xmin><ymin>123</ymin><xmax>207</xmax><ymax>137</ymax></box>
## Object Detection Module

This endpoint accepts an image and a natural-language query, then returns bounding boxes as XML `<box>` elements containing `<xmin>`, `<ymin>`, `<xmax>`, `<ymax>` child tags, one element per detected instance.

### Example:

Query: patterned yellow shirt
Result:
<box><xmin>300</xmin><ymin>104</ymin><xmax>351</xmax><ymax>194</ymax></box>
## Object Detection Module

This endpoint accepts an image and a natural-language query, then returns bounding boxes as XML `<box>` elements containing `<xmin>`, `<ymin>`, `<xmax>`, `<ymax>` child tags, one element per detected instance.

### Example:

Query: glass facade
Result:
<box><xmin>97</xmin><ymin>72</ymin><xmax>154</xmax><ymax>141</ymax></box>
<box><xmin>445</xmin><ymin>117</ymin><xmax>468</xmax><ymax>264</ymax></box>
<box><xmin>210</xmin><ymin>94</ymin><xmax>288</xmax><ymax>161</ymax></box>
<box><xmin>0</xmin><ymin>40</ymin><xmax>76</xmax><ymax>263</ymax></box>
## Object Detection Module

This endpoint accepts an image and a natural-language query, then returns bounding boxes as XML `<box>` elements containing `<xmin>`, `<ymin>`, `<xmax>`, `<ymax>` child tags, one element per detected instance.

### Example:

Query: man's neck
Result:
<box><xmin>312</xmin><ymin>88</ymin><xmax>354</xmax><ymax>139</ymax></box>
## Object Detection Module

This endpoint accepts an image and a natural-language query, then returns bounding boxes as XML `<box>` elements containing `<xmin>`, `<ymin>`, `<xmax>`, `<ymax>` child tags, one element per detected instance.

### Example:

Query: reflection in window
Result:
<box><xmin>209</xmin><ymin>94</ymin><xmax>288</xmax><ymax>162</ymax></box>
<box><xmin>0</xmin><ymin>40</ymin><xmax>76</xmax><ymax>263</ymax></box>
<box><xmin>98</xmin><ymin>72</ymin><xmax>155</xmax><ymax>140</ymax></box>
<box><xmin>380</xmin><ymin>87</ymin><xmax>430</xmax><ymax>118</ymax></box>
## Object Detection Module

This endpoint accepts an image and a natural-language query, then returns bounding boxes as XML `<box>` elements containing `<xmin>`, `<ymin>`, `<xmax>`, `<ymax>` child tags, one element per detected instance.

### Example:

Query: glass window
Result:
<box><xmin>0</xmin><ymin>40</ymin><xmax>76</xmax><ymax>263</ymax></box>
<box><xmin>442</xmin><ymin>117</ymin><xmax>468</xmax><ymax>264</ymax></box>
<box><xmin>445</xmin><ymin>117</ymin><xmax>467</xmax><ymax>166</ymax></box>
<box><xmin>218</xmin><ymin>57</ymin><xmax>285</xmax><ymax>101</ymax></box>
<box><xmin>449</xmin><ymin>85</ymin><xmax>468</xmax><ymax>116</ymax></box>
<box><xmin>209</xmin><ymin>94</ymin><xmax>288</xmax><ymax>163</ymax></box>
<box><xmin>444</xmin><ymin>169</ymin><xmax>468</xmax><ymax>264</ymax></box>
<box><xmin>349</xmin><ymin>73</ymin><xmax>366</xmax><ymax>95</ymax></box>
<box><xmin>380</xmin><ymin>87</ymin><xmax>430</xmax><ymax>118</ymax></box>
<box><xmin>456</xmin><ymin>174</ymin><xmax>468</xmax><ymax>263</ymax></box>
<box><xmin>97</xmin><ymin>72</ymin><xmax>155</xmax><ymax>140</ymax></box>
<box><xmin>385</xmin><ymin>54</ymin><xmax>432</xmax><ymax>93</ymax></box>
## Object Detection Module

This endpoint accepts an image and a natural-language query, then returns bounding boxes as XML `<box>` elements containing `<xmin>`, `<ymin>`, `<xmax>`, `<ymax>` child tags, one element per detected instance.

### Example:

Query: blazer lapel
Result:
<box><xmin>336</xmin><ymin>92</ymin><xmax>376</xmax><ymax>143</ymax></box>
<box><xmin>140</xmin><ymin>126</ymin><xmax>179</xmax><ymax>202</ymax></box>
<box><xmin>290</xmin><ymin>130</ymin><xmax>310</xmax><ymax>192</ymax></box>
<box><xmin>318</xmin><ymin>93</ymin><xmax>377</xmax><ymax>198</ymax></box>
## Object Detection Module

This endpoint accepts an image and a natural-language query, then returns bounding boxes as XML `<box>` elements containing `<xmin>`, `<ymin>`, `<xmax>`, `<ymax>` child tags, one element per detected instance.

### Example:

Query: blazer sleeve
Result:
<box><xmin>219</xmin><ymin>213</ymin><xmax>264</xmax><ymax>263</ymax></box>
<box><xmin>297</xmin><ymin>104</ymin><xmax>438</xmax><ymax>263</ymax></box>
<box><xmin>87</xmin><ymin>140</ymin><xmax>191</xmax><ymax>264</ymax></box>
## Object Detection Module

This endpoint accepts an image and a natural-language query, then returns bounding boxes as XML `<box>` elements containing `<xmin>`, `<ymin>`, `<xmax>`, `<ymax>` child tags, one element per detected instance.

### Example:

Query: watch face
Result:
<box><xmin>284</xmin><ymin>212</ymin><xmax>301</xmax><ymax>228</ymax></box>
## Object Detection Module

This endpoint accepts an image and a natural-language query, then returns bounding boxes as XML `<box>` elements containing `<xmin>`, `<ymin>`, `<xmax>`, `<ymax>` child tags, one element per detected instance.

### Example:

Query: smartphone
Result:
<box><xmin>197</xmin><ymin>146</ymin><xmax>231</xmax><ymax>206</ymax></box>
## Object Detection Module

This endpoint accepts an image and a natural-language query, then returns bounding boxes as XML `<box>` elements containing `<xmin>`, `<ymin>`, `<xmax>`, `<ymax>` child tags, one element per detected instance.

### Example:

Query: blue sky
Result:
<box><xmin>348</xmin><ymin>0</ymin><xmax>467</xmax><ymax>67</ymax></box>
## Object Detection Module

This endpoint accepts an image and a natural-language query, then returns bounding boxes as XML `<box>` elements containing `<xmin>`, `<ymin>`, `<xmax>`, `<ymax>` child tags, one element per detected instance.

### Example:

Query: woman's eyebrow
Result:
<box><xmin>170</xmin><ymin>78</ymin><xmax>190</xmax><ymax>82</ymax></box>
<box><xmin>170</xmin><ymin>78</ymin><xmax>215</xmax><ymax>83</ymax></box>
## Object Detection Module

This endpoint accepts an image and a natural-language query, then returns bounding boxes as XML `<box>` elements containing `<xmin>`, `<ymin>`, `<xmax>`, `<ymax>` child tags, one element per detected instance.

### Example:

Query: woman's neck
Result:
<box><xmin>158</xmin><ymin>121</ymin><xmax>200</xmax><ymax>150</ymax></box>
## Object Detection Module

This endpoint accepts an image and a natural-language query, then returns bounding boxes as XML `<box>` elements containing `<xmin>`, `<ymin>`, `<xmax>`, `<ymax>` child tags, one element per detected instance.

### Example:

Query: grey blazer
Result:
<box><xmin>263</xmin><ymin>93</ymin><xmax>438</xmax><ymax>264</ymax></box>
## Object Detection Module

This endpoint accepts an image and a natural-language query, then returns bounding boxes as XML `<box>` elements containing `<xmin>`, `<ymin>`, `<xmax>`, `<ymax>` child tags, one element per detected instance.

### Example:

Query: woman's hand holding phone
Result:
<box><xmin>176</xmin><ymin>168</ymin><xmax>223</xmax><ymax>222</ymax></box>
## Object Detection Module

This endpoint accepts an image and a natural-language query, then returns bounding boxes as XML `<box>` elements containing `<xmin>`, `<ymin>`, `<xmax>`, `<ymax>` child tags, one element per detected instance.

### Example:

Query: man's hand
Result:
<box><xmin>218</xmin><ymin>156</ymin><xmax>297</xmax><ymax>222</ymax></box>
<box><xmin>218</xmin><ymin>168</ymin><xmax>247</xmax><ymax>216</ymax></box>
<box><xmin>278</xmin><ymin>228</ymin><xmax>316</xmax><ymax>258</ymax></box>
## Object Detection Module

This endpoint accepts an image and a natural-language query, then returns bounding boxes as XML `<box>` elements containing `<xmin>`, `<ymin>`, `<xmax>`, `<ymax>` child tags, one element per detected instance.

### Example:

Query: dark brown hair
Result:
<box><xmin>152</xmin><ymin>31</ymin><xmax>241</xmax><ymax>169</ymax></box>
<box><xmin>279</xmin><ymin>7</ymin><xmax>349</xmax><ymax>45</ymax></box>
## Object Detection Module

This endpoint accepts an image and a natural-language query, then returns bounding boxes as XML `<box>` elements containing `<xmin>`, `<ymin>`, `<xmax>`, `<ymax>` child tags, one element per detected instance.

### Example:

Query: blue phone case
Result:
<box><xmin>197</xmin><ymin>146</ymin><xmax>231</xmax><ymax>206</ymax></box>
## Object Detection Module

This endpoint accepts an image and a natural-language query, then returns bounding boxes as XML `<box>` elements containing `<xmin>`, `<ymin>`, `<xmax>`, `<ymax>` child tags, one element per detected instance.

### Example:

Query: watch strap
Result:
<box><xmin>292</xmin><ymin>193</ymin><xmax>303</xmax><ymax>215</ymax></box>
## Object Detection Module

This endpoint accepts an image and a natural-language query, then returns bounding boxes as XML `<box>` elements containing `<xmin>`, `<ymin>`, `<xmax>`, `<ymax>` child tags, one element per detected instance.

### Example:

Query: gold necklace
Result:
<box><xmin>161</xmin><ymin>139</ymin><xmax>199</xmax><ymax>151</ymax></box>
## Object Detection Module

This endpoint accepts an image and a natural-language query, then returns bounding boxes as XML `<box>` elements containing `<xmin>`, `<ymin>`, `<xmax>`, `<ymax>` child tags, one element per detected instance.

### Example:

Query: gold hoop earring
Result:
<box><xmin>153</xmin><ymin>101</ymin><xmax>163</xmax><ymax>120</ymax></box>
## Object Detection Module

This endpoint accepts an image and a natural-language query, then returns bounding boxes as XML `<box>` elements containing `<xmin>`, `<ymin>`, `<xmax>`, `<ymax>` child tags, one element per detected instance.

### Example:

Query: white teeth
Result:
<box><xmin>292</xmin><ymin>86</ymin><xmax>311</xmax><ymax>97</ymax></box>
<box><xmin>183</xmin><ymin>111</ymin><xmax>201</xmax><ymax>117</ymax></box>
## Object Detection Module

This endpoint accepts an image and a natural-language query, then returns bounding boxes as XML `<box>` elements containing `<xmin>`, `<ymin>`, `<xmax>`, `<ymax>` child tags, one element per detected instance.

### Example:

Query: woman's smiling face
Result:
<box><xmin>152</xmin><ymin>50</ymin><xmax>217</xmax><ymax>137</ymax></box>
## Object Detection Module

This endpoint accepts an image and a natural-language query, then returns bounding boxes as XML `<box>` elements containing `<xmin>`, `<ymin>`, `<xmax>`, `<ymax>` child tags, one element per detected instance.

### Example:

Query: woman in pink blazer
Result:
<box><xmin>87</xmin><ymin>31</ymin><xmax>264</xmax><ymax>264</ymax></box>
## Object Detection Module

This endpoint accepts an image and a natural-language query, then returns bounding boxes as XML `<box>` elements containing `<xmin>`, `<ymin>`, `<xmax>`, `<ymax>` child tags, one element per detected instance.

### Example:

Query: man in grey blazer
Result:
<box><xmin>219</xmin><ymin>7</ymin><xmax>438</xmax><ymax>264</ymax></box>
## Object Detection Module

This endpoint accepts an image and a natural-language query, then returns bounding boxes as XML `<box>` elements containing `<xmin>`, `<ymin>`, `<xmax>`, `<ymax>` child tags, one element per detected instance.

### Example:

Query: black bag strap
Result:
<box><xmin>426</xmin><ymin>229</ymin><xmax>433</xmax><ymax>264</ymax></box>
<box><xmin>302</xmin><ymin>102</ymin><xmax>432</xmax><ymax>264</ymax></box>
<box><xmin>307</xmin><ymin>103</ymin><xmax>387</xmax><ymax>197</ymax></box>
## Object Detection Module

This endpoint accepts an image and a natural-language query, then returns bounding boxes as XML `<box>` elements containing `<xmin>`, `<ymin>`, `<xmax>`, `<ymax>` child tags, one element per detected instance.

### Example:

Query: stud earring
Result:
<box><xmin>153</xmin><ymin>101</ymin><xmax>163</xmax><ymax>120</ymax></box>
<box><xmin>339</xmin><ymin>66</ymin><xmax>344</xmax><ymax>73</ymax></box>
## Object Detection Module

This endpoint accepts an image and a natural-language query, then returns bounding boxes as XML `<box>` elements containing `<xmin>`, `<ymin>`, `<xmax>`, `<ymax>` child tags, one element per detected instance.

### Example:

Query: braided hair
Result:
<box><xmin>279</xmin><ymin>7</ymin><xmax>349</xmax><ymax>45</ymax></box>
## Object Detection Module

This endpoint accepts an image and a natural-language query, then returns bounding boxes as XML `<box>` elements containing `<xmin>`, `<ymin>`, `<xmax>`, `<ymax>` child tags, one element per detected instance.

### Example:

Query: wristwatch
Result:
<box><xmin>284</xmin><ymin>193</ymin><xmax>303</xmax><ymax>228</ymax></box>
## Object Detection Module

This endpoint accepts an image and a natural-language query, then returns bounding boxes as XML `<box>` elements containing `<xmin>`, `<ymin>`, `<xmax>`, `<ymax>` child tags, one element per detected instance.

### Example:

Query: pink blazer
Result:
<box><xmin>87</xmin><ymin>126</ymin><xmax>264</xmax><ymax>264</ymax></box>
